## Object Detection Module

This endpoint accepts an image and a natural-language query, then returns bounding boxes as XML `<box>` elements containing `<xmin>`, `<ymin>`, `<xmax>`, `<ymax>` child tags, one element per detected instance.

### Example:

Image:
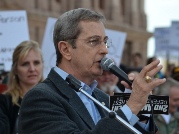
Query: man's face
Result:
<box><xmin>69</xmin><ymin>21</ymin><xmax>108</xmax><ymax>84</ymax></box>
<box><xmin>169</xmin><ymin>86</ymin><xmax>179</xmax><ymax>114</ymax></box>
<box><xmin>97</xmin><ymin>71</ymin><xmax>118</xmax><ymax>85</ymax></box>
<box><xmin>96</xmin><ymin>71</ymin><xmax>119</xmax><ymax>95</ymax></box>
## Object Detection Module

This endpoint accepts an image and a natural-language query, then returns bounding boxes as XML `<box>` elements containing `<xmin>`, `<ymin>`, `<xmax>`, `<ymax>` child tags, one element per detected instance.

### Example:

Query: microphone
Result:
<box><xmin>100</xmin><ymin>57</ymin><xmax>132</xmax><ymax>86</ymax></box>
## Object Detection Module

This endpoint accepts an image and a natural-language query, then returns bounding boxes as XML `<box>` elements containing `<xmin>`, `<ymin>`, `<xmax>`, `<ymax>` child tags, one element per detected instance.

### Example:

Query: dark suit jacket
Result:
<box><xmin>0</xmin><ymin>94</ymin><xmax>21</xmax><ymax>134</ymax></box>
<box><xmin>18</xmin><ymin>68</ymin><xmax>153</xmax><ymax>134</ymax></box>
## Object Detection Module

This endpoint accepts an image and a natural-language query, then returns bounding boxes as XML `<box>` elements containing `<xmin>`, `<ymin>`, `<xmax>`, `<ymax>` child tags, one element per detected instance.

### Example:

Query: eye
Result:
<box><xmin>104</xmin><ymin>38</ymin><xmax>111</xmax><ymax>48</ymax></box>
<box><xmin>104</xmin><ymin>39</ymin><xmax>108</xmax><ymax>44</ymax></box>
<box><xmin>88</xmin><ymin>38</ymin><xmax>100</xmax><ymax>46</ymax></box>
<box><xmin>21</xmin><ymin>62</ymin><xmax>29</xmax><ymax>66</ymax></box>
<box><xmin>34</xmin><ymin>60</ymin><xmax>41</xmax><ymax>65</ymax></box>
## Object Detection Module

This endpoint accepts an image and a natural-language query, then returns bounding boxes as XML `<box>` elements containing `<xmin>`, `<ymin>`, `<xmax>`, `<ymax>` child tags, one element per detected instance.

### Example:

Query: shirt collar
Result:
<box><xmin>53</xmin><ymin>66</ymin><xmax>98</xmax><ymax>94</ymax></box>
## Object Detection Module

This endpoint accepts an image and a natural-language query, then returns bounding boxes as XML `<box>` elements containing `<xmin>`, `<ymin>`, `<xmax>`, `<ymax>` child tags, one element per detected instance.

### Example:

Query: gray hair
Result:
<box><xmin>53</xmin><ymin>8</ymin><xmax>105</xmax><ymax>65</ymax></box>
<box><xmin>154</xmin><ymin>77</ymin><xmax>179</xmax><ymax>95</ymax></box>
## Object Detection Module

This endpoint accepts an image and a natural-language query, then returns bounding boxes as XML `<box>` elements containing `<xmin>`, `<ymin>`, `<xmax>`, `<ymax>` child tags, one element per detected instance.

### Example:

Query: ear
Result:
<box><xmin>57</xmin><ymin>41</ymin><xmax>72</xmax><ymax>61</ymax></box>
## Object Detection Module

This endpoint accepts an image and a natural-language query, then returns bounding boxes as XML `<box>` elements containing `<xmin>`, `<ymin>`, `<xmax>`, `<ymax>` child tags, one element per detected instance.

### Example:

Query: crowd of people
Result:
<box><xmin>0</xmin><ymin>8</ymin><xmax>179</xmax><ymax>134</ymax></box>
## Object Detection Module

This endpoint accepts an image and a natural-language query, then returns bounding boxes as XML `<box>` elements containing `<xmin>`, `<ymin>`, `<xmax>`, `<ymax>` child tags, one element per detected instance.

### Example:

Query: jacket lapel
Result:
<box><xmin>92</xmin><ymin>90</ymin><xmax>109</xmax><ymax>118</ymax></box>
<box><xmin>48</xmin><ymin>68</ymin><xmax>95</xmax><ymax>129</ymax></box>
<box><xmin>68</xmin><ymin>97</ymin><xmax>95</xmax><ymax>129</ymax></box>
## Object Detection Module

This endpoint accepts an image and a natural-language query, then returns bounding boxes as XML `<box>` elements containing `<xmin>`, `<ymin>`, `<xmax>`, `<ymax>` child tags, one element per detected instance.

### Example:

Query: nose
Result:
<box><xmin>29</xmin><ymin>63</ymin><xmax>35</xmax><ymax>71</ymax></box>
<box><xmin>99</xmin><ymin>42</ymin><xmax>108</xmax><ymax>55</ymax></box>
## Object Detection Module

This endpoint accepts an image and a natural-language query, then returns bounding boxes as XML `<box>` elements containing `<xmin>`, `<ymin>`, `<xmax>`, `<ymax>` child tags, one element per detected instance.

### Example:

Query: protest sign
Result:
<box><xmin>110</xmin><ymin>93</ymin><xmax>169</xmax><ymax>114</ymax></box>
<box><xmin>0</xmin><ymin>10</ymin><xmax>29</xmax><ymax>71</ymax></box>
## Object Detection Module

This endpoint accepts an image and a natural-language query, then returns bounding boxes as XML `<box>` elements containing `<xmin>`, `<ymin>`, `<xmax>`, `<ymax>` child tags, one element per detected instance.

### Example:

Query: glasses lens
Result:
<box><xmin>106</xmin><ymin>38</ymin><xmax>112</xmax><ymax>48</ymax></box>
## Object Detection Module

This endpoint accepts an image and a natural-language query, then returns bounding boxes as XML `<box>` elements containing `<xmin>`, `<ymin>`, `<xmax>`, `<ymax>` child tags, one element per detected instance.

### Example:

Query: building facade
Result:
<box><xmin>0</xmin><ymin>0</ymin><xmax>152</xmax><ymax>67</ymax></box>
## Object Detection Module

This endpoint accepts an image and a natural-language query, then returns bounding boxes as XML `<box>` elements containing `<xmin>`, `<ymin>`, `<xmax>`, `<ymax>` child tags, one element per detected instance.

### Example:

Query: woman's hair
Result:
<box><xmin>53</xmin><ymin>8</ymin><xmax>105</xmax><ymax>65</ymax></box>
<box><xmin>5</xmin><ymin>40</ymin><xmax>43</xmax><ymax>106</ymax></box>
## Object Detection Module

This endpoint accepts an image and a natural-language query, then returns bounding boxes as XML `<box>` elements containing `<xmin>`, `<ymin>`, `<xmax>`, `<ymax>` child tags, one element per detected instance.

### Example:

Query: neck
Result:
<box><xmin>58</xmin><ymin>63</ymin><xmax>94</xmax><ymax>86</ymax></box>
<box><xmin>19</xmin><ymin>83</ymin><xmax>35</xmax><ymax>97</ymax></box>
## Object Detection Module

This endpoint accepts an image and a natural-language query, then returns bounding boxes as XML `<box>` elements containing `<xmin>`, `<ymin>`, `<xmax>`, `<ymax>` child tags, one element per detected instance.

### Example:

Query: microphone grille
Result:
<box><xmin>100</xmin><ymin>57</ymin><xmax>114</xmax><ymax>70</ymax></box>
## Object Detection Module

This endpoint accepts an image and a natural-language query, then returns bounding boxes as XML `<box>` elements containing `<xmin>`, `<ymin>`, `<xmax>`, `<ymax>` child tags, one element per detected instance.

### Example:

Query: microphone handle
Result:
<box><xmin>110</xmin><ymin>65</ymin><xmax>132</xmax><ymax>86</ymax></box>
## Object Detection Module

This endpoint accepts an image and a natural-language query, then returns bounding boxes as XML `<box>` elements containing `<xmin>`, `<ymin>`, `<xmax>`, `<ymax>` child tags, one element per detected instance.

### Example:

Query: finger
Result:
<box><xmin>128</xmin><ymin>73</ymin><xmax>135</xmax><ymax>81</ymax></box>
<box><xmin>148</xmin><ymin>78</ymin><xmax>166</xmax><ymax>89</ymax></box>
<box><xmin>121</xmin><ymin>81</ymin><xmax>132</xmax><ymax>89</ymax></box>
<box><xmin>146</xmin><ymin>64</ymin><xmax>163</xmax><ymax>78</ymax></box>
<box><xmin>140</xmin><ymin>59</ymin><xmax>160</xmax><ymax>77</ymax></box>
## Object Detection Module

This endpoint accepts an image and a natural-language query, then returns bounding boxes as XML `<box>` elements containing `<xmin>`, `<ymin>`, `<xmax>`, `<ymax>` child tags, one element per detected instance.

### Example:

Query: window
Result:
<box><xmin>99</xmin><ymin>0</ymin><xmax>105</xmax><ymax>10</ymax></box>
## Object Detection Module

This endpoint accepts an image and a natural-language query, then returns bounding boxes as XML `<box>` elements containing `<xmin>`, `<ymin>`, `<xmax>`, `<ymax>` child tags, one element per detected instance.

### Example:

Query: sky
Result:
<box><xmin>145</xmin><ymin>0</ymin><xmax>179</xmax><ymax>57</ymax></box>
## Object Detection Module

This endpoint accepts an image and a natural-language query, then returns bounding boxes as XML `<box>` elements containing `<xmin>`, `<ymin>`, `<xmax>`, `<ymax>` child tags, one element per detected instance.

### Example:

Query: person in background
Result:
<box><xmin>120</xmin><ymin>52</ymin><xmax>143</xmax><ymax>75</ymax></box>
<box><xmin>96</xmin><ymin>57</ymin><xmax>126</xmax><ymax>95</ymax></box>
<box><xmin>171</xmin><ymin>66</ymin><xmax>179</xmax><ymax>81</ymax></box>
<box><xmin>154</xmin><ymin>77</ymin><xmax>179</xmax><ymax>134</ymax></box>
<box><xmin>0</xmin><ymin>40</ymin><xmax>44</xmax><ymax>134</ymax></box>
<box><xmin>18</xmin><ymin>8</ymin><xmax>165</xmax><ymax>134</ymax></box>
<box><xmin>131</xmin><ymin>52</ymin><xmax>143</xmax><ymax>70</ymax></box>
<box><xmin>96</xmin><ymin>70</ymin><xmax>125</xmax><ymax>96</ymax></box>
<box><xmin>170</xmin><ymin>66</ymin><xmax>179</xmax><ymax>114</ymax></box>
<box><xmin>0</xmin><ymin>71</ymin><xmax>9</xmax><ymax>84</ymax></box>
<box><xmin>165</xmin><ymin>63</ymin><xmax>175</xmax><ymax>78</ymax></box>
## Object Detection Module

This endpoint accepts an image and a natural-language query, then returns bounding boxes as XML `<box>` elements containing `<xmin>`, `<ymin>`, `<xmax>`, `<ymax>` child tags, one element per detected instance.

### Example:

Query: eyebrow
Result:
<box><xmin>86</xmin><ymin>35</ymin><xmax>108</xmax><ymax>40</ymax></box>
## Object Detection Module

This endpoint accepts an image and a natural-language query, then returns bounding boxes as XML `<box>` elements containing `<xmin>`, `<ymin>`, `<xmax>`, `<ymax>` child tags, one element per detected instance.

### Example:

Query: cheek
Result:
<box><xmin>170</xmin><ymin>100</ymin><xmax>177</xmax><ymax>107</ymax></box>
<box><xmin>169</xmin><ymin>99</ymin><xmax>173</xmax><ymax>104</ymax></box>
<box><xmin>16</xmin><ymin>69</ymin><xmax>26</xmax><ymax>80</ymax></box>
<box><xmin>36</xmin><ymin>65</ymin><xmax>43</xmax><ymax>75</ymax></box>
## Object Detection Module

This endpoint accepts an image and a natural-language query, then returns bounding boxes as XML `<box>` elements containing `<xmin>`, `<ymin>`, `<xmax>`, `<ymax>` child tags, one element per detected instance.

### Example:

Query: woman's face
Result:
<box><xmin>16</xmin><ymin>49</ymin><xmax>43</xmax><ymax>88</ymax></box>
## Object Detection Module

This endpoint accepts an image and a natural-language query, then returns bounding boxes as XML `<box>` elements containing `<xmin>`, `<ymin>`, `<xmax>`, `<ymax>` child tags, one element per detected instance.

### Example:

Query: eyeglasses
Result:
<box><xmin>67</xmin><ymin>37</ymin><xmax>112</xmax><ymax>48</ymax></box>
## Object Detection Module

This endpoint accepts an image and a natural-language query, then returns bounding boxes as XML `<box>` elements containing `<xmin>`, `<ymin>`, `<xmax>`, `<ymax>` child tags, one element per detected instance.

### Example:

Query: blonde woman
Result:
<box><xmin>0</xmin><ymin>40</ymin><xmax>43</xmax><ymax>134</ymax></box>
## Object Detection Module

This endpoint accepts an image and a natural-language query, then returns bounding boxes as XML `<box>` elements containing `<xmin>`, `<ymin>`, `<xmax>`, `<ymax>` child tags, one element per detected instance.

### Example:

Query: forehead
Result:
<box><xmin>78</xmin><ymin>21</ymin><xmax>106</xmax><ymax>38</ymax></box>
<box><xmin>170</xmin><ymin>86</ymin><xmax>179</xmax><ymax>96</ymax></box>
<box><xmin>19</xmin><ymin>49</ymin><xmax>41</xmax><ymax>62</ymax></box>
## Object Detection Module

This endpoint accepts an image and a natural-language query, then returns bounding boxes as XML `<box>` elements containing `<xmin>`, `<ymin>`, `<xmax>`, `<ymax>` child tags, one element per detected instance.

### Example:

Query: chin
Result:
<box><xmin>27</xmin><ymin>80</ymin><xmax>39</xmax><ymax>86</ymax></box>
<box><xmin>94</xmin><ymin>71</ymin><xmax>103</xmax><ymax>78</ymax></box>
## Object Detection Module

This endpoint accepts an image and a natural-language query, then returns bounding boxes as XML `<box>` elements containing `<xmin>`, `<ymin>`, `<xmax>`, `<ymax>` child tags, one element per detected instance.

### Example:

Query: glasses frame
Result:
<box><xmin>66</xmin><ymin>36</ymin><xmax>112</xmax><ymax>48</ymax></box>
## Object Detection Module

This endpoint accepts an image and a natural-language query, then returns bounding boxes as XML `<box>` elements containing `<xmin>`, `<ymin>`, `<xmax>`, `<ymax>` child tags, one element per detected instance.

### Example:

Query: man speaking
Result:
<box><xmin>18</xmin><ymin>8</ymin><xmax>166</xmax><ymax>134</ymax></box>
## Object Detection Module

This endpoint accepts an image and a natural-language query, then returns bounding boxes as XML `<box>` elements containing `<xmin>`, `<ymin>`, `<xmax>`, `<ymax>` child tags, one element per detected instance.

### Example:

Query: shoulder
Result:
<box><xmin>0</xmin><ymin>94</ymin><xmax>12</xmax><ymax>113</ymax></box>
<box><xmin>0</xmin><ymin>94</ymin><xmax>7</xmax><ymax>108</ymax></box>
<box><xmin>174</xmin><ymin>112</ymin><xmax>179</xmax><ymax>119</ymax></box>
<box><xmin>0</xmin><ymin>94</ymin><xmax>12</xmax><ymax>104</ymax></box>
<box><xmin>22</xmin><ymin>79</ymin><xmax>61</xmax><ymax>105</ymax></box>
<box><xmin>94</xmin><ymin>88</ymin><xmax>109</xmax><ymax>98</ymax></box>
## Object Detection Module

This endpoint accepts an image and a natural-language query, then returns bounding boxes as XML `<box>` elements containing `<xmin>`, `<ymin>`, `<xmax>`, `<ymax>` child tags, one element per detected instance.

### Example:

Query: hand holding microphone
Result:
<box><xmin>100</xmin><ymin>57</ymin><xmax>166</xmax><ymax>115</ymax></box>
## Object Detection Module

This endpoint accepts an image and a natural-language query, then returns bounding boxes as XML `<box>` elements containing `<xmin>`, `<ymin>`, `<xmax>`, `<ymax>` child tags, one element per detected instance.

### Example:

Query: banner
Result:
<box><xmin>154</xmin><ymin>27</ymin><xmax>170</xmax><ymax>57</ymax></box>
<box><xmin>105</xmin><ymin>29</ymin><xmax>126</xmax><ymax>66</ymax></box>
<box><xmin>154</xmin><ymin>24</ymin><xmax>179</xmax><ymax>63</ymax></box>
<box><xmin>41</xmin><ymin>18</ymin><xmax>56</xmax><ymax>78</ymax></box>
<box><xmin>110</xmin><ymin>93</ymin><xmax>169</xmax><ymax>114</ymax></box>
<box><xmin>42</xmin><ymin>17</ymin><xmax>126</xmax><ymax>78</ymax></box>
<box><xmin>170</xmin><ymin>21</ymin><xmax>179</xmax><ymax>50</ymax></box>
<box><xmin>0</xmin><ymin>10</ymin><xmax>29</xmax><ymax>71</ymax></box>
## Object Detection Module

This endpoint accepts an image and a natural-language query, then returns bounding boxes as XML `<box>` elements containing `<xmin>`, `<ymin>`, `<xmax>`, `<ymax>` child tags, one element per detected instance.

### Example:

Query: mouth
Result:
<box><xmin>98</xmin><ymin>58</ymin><xmax>104</xmax><ymax>64</ymax></box>
<box><xmin>96</xmin><ymin>60</ymin><xmax>102</xmax><ymax>67</ymax></box>
<box><xmin>28</xmin><ymin>75</ymin><xmax>37</xmax><ymax>78</ymax></box>
<box><xmin>95</xmin><ymin>57</ymin><xmax>105</xmax><ymax>68</ymax></box>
